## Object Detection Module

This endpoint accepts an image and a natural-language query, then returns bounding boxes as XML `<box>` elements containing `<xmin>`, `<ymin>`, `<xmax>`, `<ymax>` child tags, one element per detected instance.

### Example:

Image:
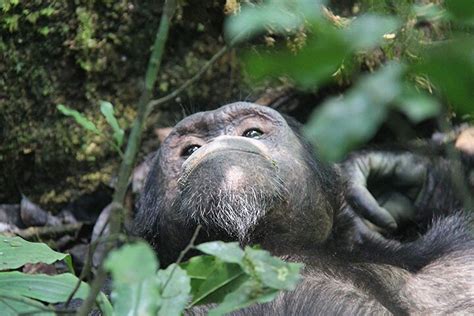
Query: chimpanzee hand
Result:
<box><xmin>340</xmin><ymin>151</ymin><xmax>429</xmax><ymax>233</ymax></box>
<box><xmin>339</xmin><ymin>145</ymin><xmax>473</xmax><ymax>241</ymax></box>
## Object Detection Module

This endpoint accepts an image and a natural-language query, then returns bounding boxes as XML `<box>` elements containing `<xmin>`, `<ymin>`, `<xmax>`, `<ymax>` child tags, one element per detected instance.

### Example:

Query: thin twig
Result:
<box><xmin>64</xmin><ymin>233</ymin><xmax>123</xmax><ymax>306</ymax></box>
<box><xmin>146</xmin><ymin>44</ymin><xmax>232</xmax><ymax>113</ymax></box>
<box><xmin>162</xmin><ymin>225</ymin><xmax>202</xmax><ymax>292</ymax></box>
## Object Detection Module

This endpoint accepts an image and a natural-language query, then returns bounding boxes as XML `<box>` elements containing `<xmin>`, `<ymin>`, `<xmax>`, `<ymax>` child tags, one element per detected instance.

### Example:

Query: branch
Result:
<box><xmin>4</xmin><ymin>223</ymin><xmax>83</xmax><ymax>240</ymax></box>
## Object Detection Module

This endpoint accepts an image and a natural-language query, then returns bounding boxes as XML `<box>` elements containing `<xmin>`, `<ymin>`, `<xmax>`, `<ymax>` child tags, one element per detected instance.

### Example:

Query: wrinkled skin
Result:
<box><xmin>135</xmin><ymin>102</ymin><xmax>474</xmax><ymax>314</ymax></box>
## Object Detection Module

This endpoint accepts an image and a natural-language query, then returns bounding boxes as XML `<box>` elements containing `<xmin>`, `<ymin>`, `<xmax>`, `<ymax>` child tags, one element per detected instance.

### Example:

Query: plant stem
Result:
<box><xmin>76</xmin><ymin>1</ymin><xmax>176</xmax><ymax>315</ymax></box>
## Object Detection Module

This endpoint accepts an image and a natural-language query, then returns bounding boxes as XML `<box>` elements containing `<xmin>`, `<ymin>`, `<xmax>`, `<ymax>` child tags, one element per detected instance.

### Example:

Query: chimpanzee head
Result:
<box><xmin>135</xmin><ymin>102</ymin><xmax>340</xmax><ymax>264</ymax></box>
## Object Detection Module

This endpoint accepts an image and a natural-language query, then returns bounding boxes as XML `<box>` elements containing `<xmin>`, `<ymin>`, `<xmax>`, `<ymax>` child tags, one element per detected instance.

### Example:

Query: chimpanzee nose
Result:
<box><xmin>179</xmin><ymin>136</ymin><xmax>273</xmax><ymax>190</ymax></box>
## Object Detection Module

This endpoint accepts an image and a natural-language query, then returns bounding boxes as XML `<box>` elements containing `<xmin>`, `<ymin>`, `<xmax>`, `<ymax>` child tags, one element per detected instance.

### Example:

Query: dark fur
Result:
<box><xmin>134</xmin><ymin>102</ymin><xmax>474</xmax><ymax>314</ymax></box>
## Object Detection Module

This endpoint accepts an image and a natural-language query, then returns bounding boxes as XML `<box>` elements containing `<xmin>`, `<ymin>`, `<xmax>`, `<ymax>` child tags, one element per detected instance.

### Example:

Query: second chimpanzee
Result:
<box><xmin>135</xmin><ymin>102</ymin><xmax>474</xmax><ymax>315</ymax></box>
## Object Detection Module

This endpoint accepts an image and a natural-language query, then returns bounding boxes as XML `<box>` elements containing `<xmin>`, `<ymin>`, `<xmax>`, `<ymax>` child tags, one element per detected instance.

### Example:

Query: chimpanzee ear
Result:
<box><xmin>155</xmin><ymin>127</ymin><xmax>173</xmax><ymax>143</ymax></box>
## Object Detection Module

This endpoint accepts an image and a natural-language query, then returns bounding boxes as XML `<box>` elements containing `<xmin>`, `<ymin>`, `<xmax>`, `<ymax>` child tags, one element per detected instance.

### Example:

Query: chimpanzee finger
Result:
<box><xmin>348</xmin><ymin>184</ymin><xmax>398</xmax><ymax>230</ymax></box>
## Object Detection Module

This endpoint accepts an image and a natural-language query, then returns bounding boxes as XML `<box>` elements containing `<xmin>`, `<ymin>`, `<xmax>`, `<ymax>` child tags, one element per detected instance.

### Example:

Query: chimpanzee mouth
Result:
<box><xmin>175</xmin><ymin>165</ymin><xmax>287</xmax><ymax>242</ymax></box>
<box><xmin>178</xmin><ymin>148</ymin><xmax>271</xmax><ymax>189</ymax></box>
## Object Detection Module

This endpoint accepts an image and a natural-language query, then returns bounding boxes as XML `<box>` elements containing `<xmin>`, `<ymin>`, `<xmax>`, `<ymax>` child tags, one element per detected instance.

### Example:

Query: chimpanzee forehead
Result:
<box><xmin>172</xmin><ymin>102</ymin><xmax>284</xmax><ymax>135</ymax></box>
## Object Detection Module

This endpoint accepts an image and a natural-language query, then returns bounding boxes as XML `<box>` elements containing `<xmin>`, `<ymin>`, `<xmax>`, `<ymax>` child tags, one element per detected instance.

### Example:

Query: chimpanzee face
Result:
<box><xmin>138</xmin><ymin>102</ymin><xmax>336</xmax><ymax>259</ymax></box>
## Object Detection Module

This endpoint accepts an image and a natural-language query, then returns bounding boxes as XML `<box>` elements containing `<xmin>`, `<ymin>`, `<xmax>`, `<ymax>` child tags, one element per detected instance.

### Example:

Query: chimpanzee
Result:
<box><xmin>135</xmin><ymin>102</ymin><xmax>474</xmax><ymax>314</ymax></box>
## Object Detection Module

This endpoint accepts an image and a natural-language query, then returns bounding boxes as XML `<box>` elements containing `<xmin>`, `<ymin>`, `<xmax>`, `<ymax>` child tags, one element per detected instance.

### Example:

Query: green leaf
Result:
<box><xmin>57</xmin><ymin>104</ymin><xmax>101</xmax><ymax>134</ymax></box>
<box><xmin>304</xmin><ymin>63</ymin><xmax>404</xmax><ymax>161</ymax></box>
<box><xmin>157</xmin><ymin>264</ymin><xmax>191</xmax><ymax>316</ymax></box>
<box><xmin>0</xmin><ymin>290</ymin><xmax>54</xmax><ymax>316</ymax></box>
<box><xmin>412</xmin><ymin>38</ymin><xmax>474</xmax><ymax>115</ymax></box>
<box><xmin>208</xmin><ymin>279</ymin><xmax>278</xmax><ymax>316</ymax></box>
<box><xmin>244</xmin><ymin>29</ymin><xmax>349</xmax><ymax>88</ymax></box>
<box><xmin>99</xmin><ymin>100</ymin><xmax>124</xmax><ymax>147</ymax></box>
<box><xmin>0</xmin><ymin>272</ymin><xmax>112</xmax><ymax>315</ymax></box>
<box><xmin>105</xmin><ymin>242</ymin><xmax>160</xmax><ymax>316</ymax></box>
<box><xmin>105</xmin><ymin>242</ymin><xmax>158</xmax><ymax>281</ymax></box>
<box><xmin>445</xmin><ymin>0</ymin><xmax>474</xmax><ymax>25</ymax></box>
<box><xmin>344</xmin><ymin>14</ymin><xmax>400</xmax><ymax>50</ymax></box>
<box><xmin>224</xmin><ymin>0</ymin><xmax>326</xmax><ymax>42</ymax></box>
<box><xmin>182</xmin><ymin>256</ymin><xmax>247</xmax><ymax>305</ymax></box>
<box><xmin>196</xmin><ymin>241</ymin><xmax>245</xmax><ymax>265</ymax></box>
<box><xmin>395</xmin><ymin>88</ymin><xmax>441</xmax><ymax>123</ymax></box>
<box><xmin>243</xmin><ymin>247</ymin><xmax>303</xmax><ymax>291</ymax></box>
<box><xmin>0</xmin><ymin>271</ymin><xmax>88</xmax><ymax>303</ymax></box>
<box><xmin>0</xmin><ymin>236</ymin><xmax>68</xmax><ymax>271</ymax></box>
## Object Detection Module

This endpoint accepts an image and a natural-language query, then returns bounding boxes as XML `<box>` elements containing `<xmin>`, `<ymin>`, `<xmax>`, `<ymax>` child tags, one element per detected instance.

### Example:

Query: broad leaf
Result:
<box><xmin>196</xmin><ymin>241</ymin><xmax>245</xmax><ymax>265</ymax></box>
<box><xmin>304</xmin><ymin>64</ymin><xmax>404</xmax><ymax>161</ymax></box>
<box><xmin>99</xmin><ymin>100</ymin><xmax>124</xmax><ymax>147</ymax></box>
<box><xmin>244</xmin><ymin>247</ymin><xmax>303</xmax><ymax>290</ymax></box>
<box><xmin>395</xmin><ymin>87</ymin><xmax>441</xmax><ymax>123</ymax></box>
<box><xmin>244</xmin><ymin>29</ymin><xmax>349</xmax><ymax>88</ymax></box>
<box><xmin>0</xmin><ymin>236</ymin><xmax>69</xmax><ymax>271</ymax></box>
<box><xmin>208</xmin><ymin>279</ymin><xmax>278</xmax><ymax>316</ymax></box>
<box><xmin>0</xmin><ymin>272</ymin><xmax>112</xmax><ymax>315</ymax></box>
<box><xmin>0</xmin><ymin>290</ymin><xmax>54</xmax><ymax>316</ymax></box>
<box><xmin>413</xmin><ymin>38</ymin><xmax>474</xmax><ymax>115</ymax></box>
<box><xmin>105</xmin><ymin>242</ymin><xmax>160</xmax><ymax>316</ymax></box>
<box><xmin>182</xmin><ymin>255</ymin><xmax>246</xmax><ymax>305</ymax></box>
<box><xmin>157</xmin><ymin>264</ymin><xmax>191</xmax><ymax>316</ymax></box>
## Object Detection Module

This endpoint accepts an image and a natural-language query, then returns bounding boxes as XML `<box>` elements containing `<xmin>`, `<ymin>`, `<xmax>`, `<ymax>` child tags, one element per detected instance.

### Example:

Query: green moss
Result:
<box><xmin>0</xmin><ymin>0</ymin><xmax>248</xmax><ymax>207</ymax></box>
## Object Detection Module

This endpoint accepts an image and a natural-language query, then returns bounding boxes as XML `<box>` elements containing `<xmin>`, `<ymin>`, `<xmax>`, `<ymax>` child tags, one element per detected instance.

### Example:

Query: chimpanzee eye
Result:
<box><xmin>181</xmin><ymin>145</ymin><xmax>200</xmax><ymax>157</ymax></box>
<box><xmin>243</xmin><ymin>128</ymin><xmax>263</xmax><ymax>139</ymax></box>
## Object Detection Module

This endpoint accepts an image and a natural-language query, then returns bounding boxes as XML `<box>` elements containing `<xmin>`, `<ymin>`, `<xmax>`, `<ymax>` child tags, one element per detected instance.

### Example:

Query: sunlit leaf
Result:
<box><xmin>157</xmin><ymin>264</ymin><xmax>191</xmax><ymax>316</ymax></box>
<box><xmin>243</xmin><ymin>247</ymin><xmax>303</xmax><ymax>290</ymax></box>
<box><xmin>208</xmin><ymin>279</ymin><xmax>278</xmax><ymax>316</ymax></box>
<box><xmin>181</xmin><ymin>255</ymin><xmax>246</xmax><ymax>305</ymax></box>
<box><xmin>196</xmin><ymin>241</ymin><xmax>245</xmax><ymax>265</ymax></box>
<box><xmin>105</xmin><ymin>242</ymin><xmax>160</xmax><ymax>316</ymax></box>
<box><xmin>0</xmin><ymin>236</ymin><xmax>69</xmax><ymax>271</ymax></box>
<box><xmin>99</xmin><ymin>100</ymin><xmax>124</xmax><ymax>147</ymax></box>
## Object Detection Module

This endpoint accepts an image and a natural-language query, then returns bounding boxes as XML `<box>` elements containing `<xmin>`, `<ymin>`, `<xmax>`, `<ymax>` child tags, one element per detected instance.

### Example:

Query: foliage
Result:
<box><xmin>0</xmin><ymin>237</ymin><xmax>300</xmax><ymax>314</ymax></box>
<box><xmin>0</xmin><ymin>236</ymin><xmax>112</xmax><ymax>315</ymax></box>
<box><xmin>57</xmin><ymin>102</ymin><xmax>125</xmax><ymax>156</ymax></box>
<box><xmin>226</xmin><ymin>0</ymin><xmax>473</xmax><ymax>161</ymax></box>
<box><xmin>0</xmin><ymin>236</ymin><xmax>72</xmax><ymax>271</ymax></box>
<box><xmin>102</xmin><ymin>241</ymin><xmax>302</xmax><ymax>316</ymax></box>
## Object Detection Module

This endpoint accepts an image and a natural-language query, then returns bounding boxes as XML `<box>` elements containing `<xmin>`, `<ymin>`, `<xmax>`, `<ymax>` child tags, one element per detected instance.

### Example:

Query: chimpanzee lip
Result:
<box><xmin>178</xmin><ymin>148</ymin><xmax>269</xmax><ymax>188</ymax></box>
